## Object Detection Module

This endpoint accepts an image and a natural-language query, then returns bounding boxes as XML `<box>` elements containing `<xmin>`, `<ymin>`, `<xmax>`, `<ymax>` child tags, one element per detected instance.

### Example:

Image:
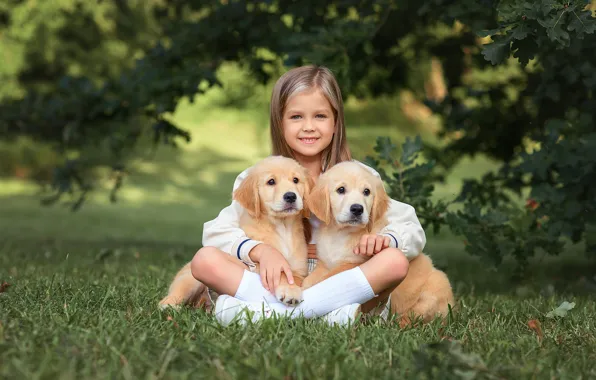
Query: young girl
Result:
<box><xmin>191</xmin><ymin>65</ymin><xmax>426</xmax><ymax>326</ymax></box>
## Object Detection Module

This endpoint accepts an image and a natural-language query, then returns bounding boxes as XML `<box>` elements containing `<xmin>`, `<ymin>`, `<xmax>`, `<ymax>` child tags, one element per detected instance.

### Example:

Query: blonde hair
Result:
<box><xmin>269</xmin><ymin>65</ymin><xmax>352</xmax><ymax>171</ymax></box>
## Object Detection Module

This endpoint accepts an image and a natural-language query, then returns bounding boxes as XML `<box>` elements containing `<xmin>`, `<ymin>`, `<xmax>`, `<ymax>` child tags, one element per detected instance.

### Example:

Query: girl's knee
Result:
<box><xmin>382</xmin><ymin>248</ymin><xmax>409</xmax><ymax>284</ymax></box>
<box><xmin>190</xmin><ymin>246</ymin><xmax>220</xmax><ymax>280</ymax></box>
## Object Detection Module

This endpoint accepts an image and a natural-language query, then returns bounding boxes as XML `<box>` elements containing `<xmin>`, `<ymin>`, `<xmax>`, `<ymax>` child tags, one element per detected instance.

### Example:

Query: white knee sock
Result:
<box><xmin>269</xmin><ymin>267</ymin><xmax>376</xmax><ymax>318</ymax></box>
<box><xmin>234</xmin><ymin>270</ymin><xmax>279</xmax><ymax>304</ymax></box>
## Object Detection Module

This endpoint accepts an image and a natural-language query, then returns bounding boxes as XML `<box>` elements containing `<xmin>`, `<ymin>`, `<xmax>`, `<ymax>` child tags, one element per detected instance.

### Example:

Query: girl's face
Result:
<box><xmin>282</xmin><ymin>88</ymin><xmax>335</xmax><ymax>162</ymax></box>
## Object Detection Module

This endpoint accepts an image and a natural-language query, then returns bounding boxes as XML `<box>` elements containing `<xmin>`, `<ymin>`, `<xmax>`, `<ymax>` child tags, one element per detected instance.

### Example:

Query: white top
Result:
<box><xmin>202</xmin><ymin>160</ymin><xmax>427</xmax><ymax>264</ymax></box>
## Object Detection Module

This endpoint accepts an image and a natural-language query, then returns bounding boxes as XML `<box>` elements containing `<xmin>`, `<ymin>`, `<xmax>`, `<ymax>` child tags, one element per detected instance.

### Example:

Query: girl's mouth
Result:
<box><xmin>299</xmin><ymin>137</ymin><xmax>319</xmax><ymax>145</ymax></box>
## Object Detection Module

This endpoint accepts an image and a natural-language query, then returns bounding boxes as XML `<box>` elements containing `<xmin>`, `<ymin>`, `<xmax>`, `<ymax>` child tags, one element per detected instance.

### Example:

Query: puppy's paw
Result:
<box><xmin>275</xmin><ymin>284</ymin><xmax>303</xmax><ymax>306</ymax></box>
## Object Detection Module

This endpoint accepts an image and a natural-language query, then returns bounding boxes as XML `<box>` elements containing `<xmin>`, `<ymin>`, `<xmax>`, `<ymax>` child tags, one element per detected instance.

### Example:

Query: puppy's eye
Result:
<box><xmin>293</xmin><ymin>177</ymin><xmax>299</xmax><ymax>184</ymax></box>
<box><xmin>337</xmin><ymin>186</ymin><xmax>345</xmax><ymax>194</ymax></box>
<box><xmin>267</xmin><ymin>179</ymin><xmax>276</xmax><ymax>186</ymax></box>
<box><xmin>363</xmin><ymin>188</ymin><xmax>370</xmax><ymax>196</ymax></box>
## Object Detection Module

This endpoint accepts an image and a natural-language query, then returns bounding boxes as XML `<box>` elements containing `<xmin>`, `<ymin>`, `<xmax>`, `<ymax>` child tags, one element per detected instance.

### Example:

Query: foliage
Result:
<box><xmin>422</xmin><ymin>0</ymin><xmax>596</xmax><ymax>269</ymax></box>
<box><xmin>366</xmin><ymin>0</ymin><xmax>596</xmax><ymax>270</ymax></box>
<box><xmin>0</xmin><ymin>0</ymin><xmax>595</xmax><ymax>269</ymax></box>
<box><xmin>365</xmin><ymin>136</ymin><xmax>451</xmax><ymax>237</ymax></box>
<box><xmin>365</xmin><ymin>136</ymin><xmax>563</xmax><ymax>275</ymax></box>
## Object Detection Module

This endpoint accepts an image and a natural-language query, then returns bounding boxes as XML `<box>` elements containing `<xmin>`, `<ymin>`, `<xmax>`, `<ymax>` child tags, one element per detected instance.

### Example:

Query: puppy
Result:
<box><xmin>302</xmin><ymin>161</ymin><xmax>454</xmax><ymax>327</ymax></box>
<box><xmin>159</xmin><ymin>156</ymin><xmax>312</xmax><ymax>309</ymax></box>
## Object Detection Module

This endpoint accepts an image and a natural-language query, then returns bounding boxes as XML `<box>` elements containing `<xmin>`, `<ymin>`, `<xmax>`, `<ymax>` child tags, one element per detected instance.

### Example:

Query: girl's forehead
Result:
<box><xmin>285</xmin><ymin>88</ymin><xmax>332</xmax><ymax>108</ymax></box>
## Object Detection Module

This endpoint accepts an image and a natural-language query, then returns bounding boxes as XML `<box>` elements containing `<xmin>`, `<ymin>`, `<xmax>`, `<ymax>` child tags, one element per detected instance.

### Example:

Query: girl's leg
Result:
<box><xmin>360</xmin><ymin>247</ymin><xmax>410</xmax><ymax>293</ymax></box>
<box><xmin>217</xmin><ymin>247</ymin><xmax>409</xmax><ymax>321</ymax></box>
<box><xmin>190</xmin><ymin>247</ymin><xmax>247</xmax><ymax>296</ymax></box>
<box><xmin>359</xmin><ymin>247</ymin><xmax>410</xmax><ymax>313</ymax></box>
<box><xmin>290</xmin><ymin>247</ymin><xmax>408</xmax><ymax>317</ymax></box>
<box><xmin>190</xmin><ymin>247</ymin><xmax>279</xmax><ymax>303</ymax></box>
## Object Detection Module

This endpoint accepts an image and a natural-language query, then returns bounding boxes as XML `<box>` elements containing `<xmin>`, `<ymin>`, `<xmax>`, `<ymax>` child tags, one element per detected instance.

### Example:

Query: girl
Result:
<box><xmin>191</xmin><ymin>65</ymin><xmax>426</xmax><ymax>326</ymax></box>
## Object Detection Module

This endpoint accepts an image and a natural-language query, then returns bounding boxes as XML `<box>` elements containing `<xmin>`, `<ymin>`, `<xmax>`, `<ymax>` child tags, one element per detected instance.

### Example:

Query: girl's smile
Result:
<box><xmin>298</xmin><ymin>137</ymin><xmax>320</xmax><ymax>145</ymax></box>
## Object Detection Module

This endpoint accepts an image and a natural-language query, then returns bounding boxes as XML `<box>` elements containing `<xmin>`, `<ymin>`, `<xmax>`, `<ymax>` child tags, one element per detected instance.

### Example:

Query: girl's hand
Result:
<box><xmin>249</xmin><ymin>244</ymin><xmax>295</xmax><ymax>292</ymax></box>
<box><xmin>353</xmin><ymin>234</ymin><xmax>390</xmax><ymax>256</ymax></box>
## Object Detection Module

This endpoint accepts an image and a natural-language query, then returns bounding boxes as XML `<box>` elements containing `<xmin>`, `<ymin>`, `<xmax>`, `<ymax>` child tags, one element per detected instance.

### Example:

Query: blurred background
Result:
<box><xmin>1</xmin><ymin>0</ymin><xmax>595</xmax><ymax>288</ymax></box>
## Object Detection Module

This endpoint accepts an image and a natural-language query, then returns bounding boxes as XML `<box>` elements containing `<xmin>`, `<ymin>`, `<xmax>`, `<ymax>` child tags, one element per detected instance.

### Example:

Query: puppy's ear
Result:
<box><xmin>368</xmin><ymin>179</ymin><xmax>390</xmax><ymax>232</ymax></box>
<box><xmin>306</xmin><ymin>179</ymin><xmax>331</xmax><ymax>225</ymax></box>
<box><xmin>301</xmin><ymin>173</ymin><xmax>316</xmax><ymax>218</ymax></box>
<box><xmin>233</xmin><ymin>171</ymin><xmax>261</xmax><ymax>218</ymax></box>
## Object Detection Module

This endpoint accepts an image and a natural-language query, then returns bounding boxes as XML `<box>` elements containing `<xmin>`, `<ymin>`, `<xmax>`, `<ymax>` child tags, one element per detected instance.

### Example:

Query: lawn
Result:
<box><xmin>1</xmin><ymin>94</ymin><xmax>595</xmax><ymax>379</ymax></box>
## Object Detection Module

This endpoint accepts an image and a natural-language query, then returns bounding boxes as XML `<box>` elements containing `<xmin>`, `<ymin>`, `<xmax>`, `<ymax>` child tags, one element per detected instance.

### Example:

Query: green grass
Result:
<box><xmin>1</xmin><ymin>92</ymin><xmax>595</xmax><ymax>379</ymax></box>
<box><xmin>2</xmin><ymin>239</ymin><xmax>595</xmax><ymax>379</ymax></box>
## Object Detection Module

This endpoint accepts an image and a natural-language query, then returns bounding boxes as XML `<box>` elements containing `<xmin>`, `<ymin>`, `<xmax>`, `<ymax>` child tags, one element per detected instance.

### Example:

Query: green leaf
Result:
<box><xmin>567</xmin><ymin>9</ymin><xmax>596</xmax><ymax>36</ymax></box>
<box><xmin>511</xmin><ymin>23</ymin><xmax>532</xmax><ymax>39</ymax></box>
<box><xmin>373</xmin><ymin>136</ymin><xmax>397</xmax><ymax>163</ymax></box>
<box><xmin>547</xmin><ymin>24</ymin><xmax>571</xmax><ymax>45</ymax></box>
<box><xmin>400</xmin><ymin>135</ymin><xmax>422</xmax><ymax>166</ymax></box>
<box><xmin>481</xmin><ymin>37</ymin><xmax>511</xmax><ymax>65</ymax></box>
<box><xmin>546</xmin><ymin>301</ymin><xmax>576</xmax><ymax>318</ymax></box>
<box><xmin>511</xmin><ymin>37</ymin><xmax>538</xmax><ymax>66</ymax></box>
<box><xmin>538</xmin><ymin>10</ymin><xmax>571</xmax><ymax>45</ymax></box>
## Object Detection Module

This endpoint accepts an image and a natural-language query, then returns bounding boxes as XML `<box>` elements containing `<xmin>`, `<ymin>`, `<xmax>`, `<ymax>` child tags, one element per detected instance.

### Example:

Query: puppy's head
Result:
<box><xmin>233</xmin><ymin>156</ymin><xmax>314</xmax><ymax>219</ymax></box>
<box><xmin>308</xmin><ymin>162</ymin><xmax>389</xmax><ymax>231</ymax></box>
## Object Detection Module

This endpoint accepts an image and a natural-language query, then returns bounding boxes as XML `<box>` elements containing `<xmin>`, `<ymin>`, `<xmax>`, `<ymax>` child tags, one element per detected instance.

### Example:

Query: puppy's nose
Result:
<box><xmin>283</xmin><ymin>192</ymin><xmax>297</xmax><ymax>203</ymax></box>
<box><xmin>350</xmin><ymin>204</ymin><xmax>364</xmax><ymax>216</ymax></box>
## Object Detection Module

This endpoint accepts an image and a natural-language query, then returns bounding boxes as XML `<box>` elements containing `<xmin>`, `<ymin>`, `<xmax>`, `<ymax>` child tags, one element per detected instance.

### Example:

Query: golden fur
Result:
<box><xmin>158</xmin><ymin>156</ymin><xmax>313</xmax><ymax>309</ymax></box>
<box><xmin>302</xmin><ymin>161</ymin><xmax>455</xmax><ymax>327</ymax></box>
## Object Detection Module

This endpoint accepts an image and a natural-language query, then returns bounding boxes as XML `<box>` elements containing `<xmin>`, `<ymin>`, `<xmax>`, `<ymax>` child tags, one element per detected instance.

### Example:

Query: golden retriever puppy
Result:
<box><xmin>159</xmin><ymin>156</ymin><xmax>312</xmax><ymax>309</ymax></box>
<box><xmin>303</xmin><ymin>161</ymin><xmax>454</xmax><ymax>327</ymax></box>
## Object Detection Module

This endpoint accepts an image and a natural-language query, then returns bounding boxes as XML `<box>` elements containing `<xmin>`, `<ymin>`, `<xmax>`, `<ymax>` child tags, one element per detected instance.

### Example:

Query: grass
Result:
<box><xmin>1</xmin><ymin>90</ymin><xmax>595</xmax><ymax>379</ymax></box>
<box><xmin>2</xmin><ymin>239</ymin><xmax>595</xmax><ymax>379</ymax></box>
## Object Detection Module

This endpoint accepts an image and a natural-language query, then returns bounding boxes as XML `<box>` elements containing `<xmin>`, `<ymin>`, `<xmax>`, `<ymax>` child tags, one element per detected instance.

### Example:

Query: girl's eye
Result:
<box><xmin>290</xmin><ymin>115</ymin><xmax>301</xmax><ymax>120</ymax></box>
<box><xmin>316</xmin><ymin>114</ymin><xmax>327</xmax><ymax>118</ymax></box>
<box><xmin>363</xmin><ymin>188</ymin><xmax>370</xmax><ymax>196</ymax></box>
<box><xmin>337</xmin><ymin>187</ymin><xmax>345</xmax><ymax>194</ymax></box>
<box><xmin>267</xmin><ymin>179</ymin><xmax>276</xmax><ymax>186</ymax></box>
<box><xmin>293</xmin><ymin>177</ymin><xmax>299</xmax><ymax>184</ymax></box>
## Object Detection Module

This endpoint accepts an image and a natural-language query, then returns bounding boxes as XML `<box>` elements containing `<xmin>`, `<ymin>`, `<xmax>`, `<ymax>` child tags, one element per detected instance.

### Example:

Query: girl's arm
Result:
<box><xmin>201</xmin><ymin>168</ymin><xmax>262</xmax><ymax>265</ymax></box>
<box><xmin>355</xmin><ymin>160</ymin><xmax>427</xmax><ymax>260</ymax></box>
<box><xmin>378</xmin><ymin>199</ymin><xmax>426</xmax><ymax>260</ymax></box>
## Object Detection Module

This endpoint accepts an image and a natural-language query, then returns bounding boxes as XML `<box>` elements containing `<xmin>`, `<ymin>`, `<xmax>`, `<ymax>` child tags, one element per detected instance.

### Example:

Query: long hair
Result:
<box><xmin>269</xmin><ymin>65</ymin><xmax>351</xmax><ymax>172</ymax></box>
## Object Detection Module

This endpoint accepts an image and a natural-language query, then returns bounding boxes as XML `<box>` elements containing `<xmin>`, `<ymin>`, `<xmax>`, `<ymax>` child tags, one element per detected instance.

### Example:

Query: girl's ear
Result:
<box><xmin>306</xmin><ymin>179</ymin><xmax>331</xmax><ymax>225</ymax></box>
<box><xmin>233</xmin><ymin>172</ymin><xmax>261</xmax><ymax>218</ymax></box>
<box><xmin>367</xmin><ymin>179</ymin><xmax>390</xmax><ymax>232</ymax></box>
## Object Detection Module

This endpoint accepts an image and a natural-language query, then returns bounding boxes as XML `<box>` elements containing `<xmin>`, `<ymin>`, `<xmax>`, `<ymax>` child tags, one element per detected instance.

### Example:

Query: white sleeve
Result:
<box><xmin>355</xmin><ymin>160</ymin><xmax>426</xmax><ymax>260</ymax></box>
<box><xmin>201</xmin><ymin>167</ymin><xmax>262</xmax><ymax>263</ymax></box>
<box><xmin>378</xmin><ymin>200</ymin><xmax>427</xmax><ymax>260</ymax></box>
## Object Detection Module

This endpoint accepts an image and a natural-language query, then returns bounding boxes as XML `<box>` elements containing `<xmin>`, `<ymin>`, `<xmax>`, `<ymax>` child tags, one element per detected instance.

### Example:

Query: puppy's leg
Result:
<box><xmin>301</xmin><ymin>262</ymin><xmax>330</xmax><ymax>290</ymax></box>
<box><xmin>158</xmin><ymin>262</ymin><xmax>207</xmax><ymax>310</ymax></box>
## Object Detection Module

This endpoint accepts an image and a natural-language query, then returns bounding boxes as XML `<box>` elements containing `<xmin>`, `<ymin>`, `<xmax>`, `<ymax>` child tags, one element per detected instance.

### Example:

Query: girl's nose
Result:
<box><xmin>302</xmin><ymin>120</ymin><xmax>314</xmax><ymax>132</ymax></box>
